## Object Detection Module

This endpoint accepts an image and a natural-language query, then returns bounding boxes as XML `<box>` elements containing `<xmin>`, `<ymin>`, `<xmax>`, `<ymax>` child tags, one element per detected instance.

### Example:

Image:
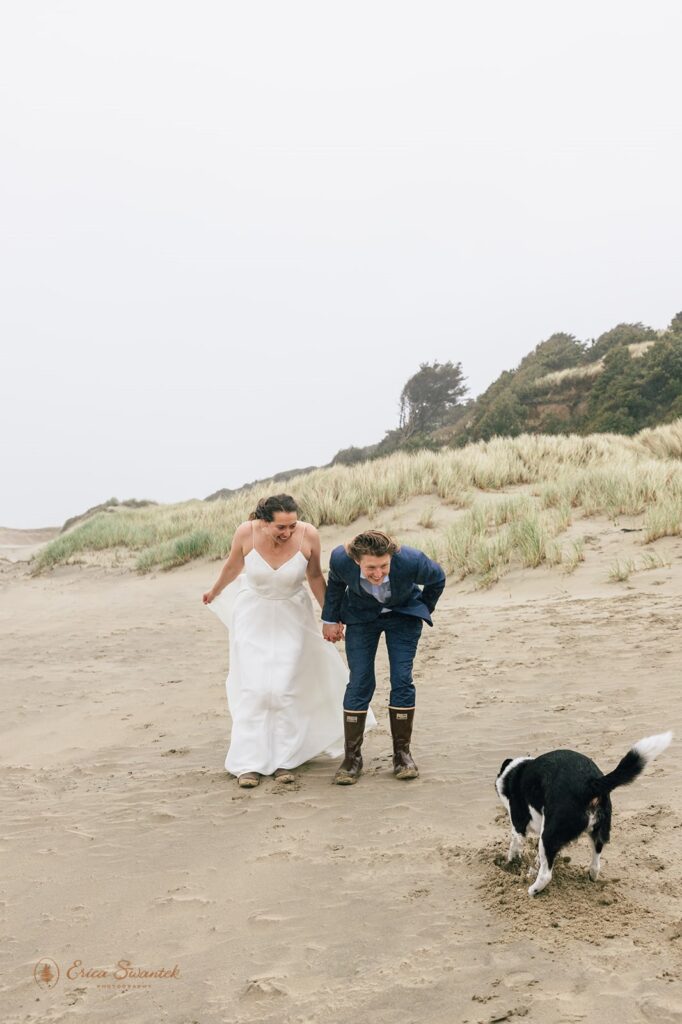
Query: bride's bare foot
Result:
<box><xmin>238</xmin><ymin>773</ymin><xmax>261</xmax><ymax>788</ymax></box>
<box><xmin>273</xmin><ymin>768</ymin><xmax>295</xmax><ymax>783</ymax></box>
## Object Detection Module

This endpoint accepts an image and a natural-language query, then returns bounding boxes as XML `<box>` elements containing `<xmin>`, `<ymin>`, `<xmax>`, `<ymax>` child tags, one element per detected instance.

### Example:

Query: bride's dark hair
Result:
<box><xmin>249</xmin><ymin>494</ymin><xmax>300</xmax><ymax>522</ymax></box>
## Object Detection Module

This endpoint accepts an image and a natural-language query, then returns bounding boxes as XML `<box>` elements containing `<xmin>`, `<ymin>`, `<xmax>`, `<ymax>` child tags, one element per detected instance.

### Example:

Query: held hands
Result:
<box><xmin>322</xmin><ymin>622</ymin><xmax>345</xmax><ymax>643</ymax></box>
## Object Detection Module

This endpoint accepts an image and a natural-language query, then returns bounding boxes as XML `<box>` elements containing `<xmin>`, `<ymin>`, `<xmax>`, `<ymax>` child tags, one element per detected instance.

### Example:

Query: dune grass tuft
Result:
<box><xmin>643</xmin><ymin>498</ymin><xmax>682</xmax><ymax>543</ymax></box>
<box><xmin>608</xmin><ymin>549</ymin><xmax>669</xmax><ymax>583</ymax></box>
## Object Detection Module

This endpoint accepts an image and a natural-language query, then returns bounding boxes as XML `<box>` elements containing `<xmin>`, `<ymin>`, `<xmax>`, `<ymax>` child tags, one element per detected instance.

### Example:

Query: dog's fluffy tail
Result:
<box><xmin>588</xmin><ymin>731</ymin><xmax>673</xmax><ymax>798</ymax></box>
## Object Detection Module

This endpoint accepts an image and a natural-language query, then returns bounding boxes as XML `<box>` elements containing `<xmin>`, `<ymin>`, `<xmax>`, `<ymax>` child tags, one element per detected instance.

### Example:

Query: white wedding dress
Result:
<box><xmin>207</xmin><ymin>535</ymin><xmax>376</xmax><ymax>777</ymax></box>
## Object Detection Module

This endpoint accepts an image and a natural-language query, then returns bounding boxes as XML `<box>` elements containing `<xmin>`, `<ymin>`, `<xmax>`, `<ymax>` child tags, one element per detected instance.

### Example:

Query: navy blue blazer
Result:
<box><xmin>321</xmin><ymin>545</ymin><xmax>446</xmax><ymax>627</ymax></box>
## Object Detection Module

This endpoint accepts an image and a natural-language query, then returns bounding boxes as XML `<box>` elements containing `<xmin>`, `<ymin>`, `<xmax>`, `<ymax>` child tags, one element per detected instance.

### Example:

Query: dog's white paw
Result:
<box><xmin>588</xmin><ymin>866</ymin><xmax>600</xmax><ymax>881</ymax></box>
<box><xmin>528</xmin><ymin>873</ymin><xmax>551</xmax><ymax>896</ymax></box>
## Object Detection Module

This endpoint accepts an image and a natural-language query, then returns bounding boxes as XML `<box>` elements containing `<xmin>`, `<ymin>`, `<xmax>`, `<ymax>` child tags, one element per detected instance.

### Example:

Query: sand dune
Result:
<box><xmin>2</xmin><ymin>503</ymin><xmax>681</xmax><ymax>1023</ymax></box>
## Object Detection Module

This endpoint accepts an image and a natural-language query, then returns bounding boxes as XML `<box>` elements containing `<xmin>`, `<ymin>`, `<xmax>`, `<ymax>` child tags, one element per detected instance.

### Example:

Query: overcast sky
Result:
<box><xmin>2</xmin><ymin>1</ymin><xmax>681</xmax><ymax>528</ymax></box>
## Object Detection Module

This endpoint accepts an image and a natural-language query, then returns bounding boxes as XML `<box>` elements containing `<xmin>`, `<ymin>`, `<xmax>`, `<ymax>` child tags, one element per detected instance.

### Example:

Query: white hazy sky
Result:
<box><xmin>2</xmin><ymin>1</ymin><xmax>681</xmax><ymax>528</ymax></box>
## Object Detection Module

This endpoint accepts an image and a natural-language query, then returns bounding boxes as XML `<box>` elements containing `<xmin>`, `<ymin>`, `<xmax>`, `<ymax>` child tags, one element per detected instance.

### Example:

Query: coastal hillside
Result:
<box><xmin>333</xmin><ymin>313</ymin><xmax>682</xmax><ymax>465</ymax></box>
<box><xmin>454</xmin><ymin>319</ymin><xmax>682</xmax><ymax>442</ymax></box>
<box><xmin>26</xmin><ymin>314</ymin><xmax>680</xmax><ymax>539</ymax></box>
<box><xmin>25</xmin><ymin>420</ymin><xmax>682</xmax><ymax>588</ymax></box>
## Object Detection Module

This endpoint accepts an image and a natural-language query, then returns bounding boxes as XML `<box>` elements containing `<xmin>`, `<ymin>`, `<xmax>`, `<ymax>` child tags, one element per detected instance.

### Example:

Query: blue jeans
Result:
<box><xmin>343</xmin><ymin>612</ymin><xmax>424</xmax><ymax>711</ymax></box>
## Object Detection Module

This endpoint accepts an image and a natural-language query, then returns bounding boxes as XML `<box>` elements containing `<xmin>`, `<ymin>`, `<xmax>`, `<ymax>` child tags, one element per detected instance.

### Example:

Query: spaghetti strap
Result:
<box><xmin>251</xmin><ymin>521</ymin><xmax>256</xmax><ymax>553</ymax></box>
<box><xmin>298</xmin><ymin>522</ymin><xmax>307</xmax><ymax>551</ymax></box>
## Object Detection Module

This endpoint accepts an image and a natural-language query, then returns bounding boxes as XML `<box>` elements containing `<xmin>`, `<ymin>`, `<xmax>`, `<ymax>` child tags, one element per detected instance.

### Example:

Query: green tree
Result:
<box><xmin>587</xmin><ymin>322</ymin><xmax>657</xmax><ymax>363</ymax></box>
<box><xmin>585</xmin><ymin>346</ymin><xmax>644</xmax><ymax>434</ymax></box>
<box><xmin>521</xmin><ymin>333</ymin><xmax>586</xmax><ymax>376</ymax></box>
<box><xmin>332</xmin><ymin>445</ymin><xmax>375</xmax><ymax>466</ymax></box>
<box><xmin>637</xmin><ymin>336</ymin><xmax>682</xmax><ymax>423</ymax></box>
<box><xmin>668</xmin><ymin>311</ymin><xmax>682</xmax><ymax>336</ymax></box>
<box><xmin>474</xmin><ymin>392</ymin><xmax>526</xmax><ymax>440</ymax></box>
<box><xmin>398</xmin><ymin>361</ymin><xmax>468</xmax><ymax>437</ymax></box>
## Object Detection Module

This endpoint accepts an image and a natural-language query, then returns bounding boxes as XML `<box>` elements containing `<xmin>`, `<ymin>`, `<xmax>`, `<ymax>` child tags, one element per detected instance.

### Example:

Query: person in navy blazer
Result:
<box><xmin>321</xmin><ymin>530</ymin><xmax>445</xmax><ymax>785</ymax></box>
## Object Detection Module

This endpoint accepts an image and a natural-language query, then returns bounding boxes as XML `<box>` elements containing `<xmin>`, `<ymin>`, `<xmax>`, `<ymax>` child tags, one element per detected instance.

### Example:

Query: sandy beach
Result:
<box><xmin>2</xmin><ymin>502</ymin><xmax>682</xmax><ymax>1024</ymax></box>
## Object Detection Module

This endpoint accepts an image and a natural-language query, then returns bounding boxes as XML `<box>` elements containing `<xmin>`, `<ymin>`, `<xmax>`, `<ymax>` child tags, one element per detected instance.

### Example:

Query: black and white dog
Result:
<box><xmin>496</xmin><ymin>731</ymin><xmax>673</xmax><ymax>896</ymax></box>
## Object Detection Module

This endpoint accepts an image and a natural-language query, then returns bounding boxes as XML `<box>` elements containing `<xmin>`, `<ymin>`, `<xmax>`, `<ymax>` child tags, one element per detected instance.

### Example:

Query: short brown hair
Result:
<box><xmin>347</xmin><ymin>530</ymin><xmax>399</xmax><ymax>561</ymax></box>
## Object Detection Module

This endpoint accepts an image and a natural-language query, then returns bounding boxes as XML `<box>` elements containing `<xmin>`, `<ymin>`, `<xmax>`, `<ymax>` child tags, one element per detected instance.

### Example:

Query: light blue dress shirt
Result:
<box><xmin>358</xmin><ymin>569</ymin><xmax>392</xmax><ymax>611</ymax></box>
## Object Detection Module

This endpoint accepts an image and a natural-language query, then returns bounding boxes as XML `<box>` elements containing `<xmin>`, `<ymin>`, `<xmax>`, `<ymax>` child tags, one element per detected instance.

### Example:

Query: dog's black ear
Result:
<box><xmin>498</xmin><ymin>758</ymin><xmax>513</xmax><ymax>777</ymax></box>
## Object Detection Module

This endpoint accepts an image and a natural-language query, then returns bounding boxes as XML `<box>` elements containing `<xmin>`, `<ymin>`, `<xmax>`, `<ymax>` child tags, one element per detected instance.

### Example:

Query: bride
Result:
<box><xmin>203</xmin><ymin>494</ymin><xmax>376</xmax><ymax>788</ymax></box>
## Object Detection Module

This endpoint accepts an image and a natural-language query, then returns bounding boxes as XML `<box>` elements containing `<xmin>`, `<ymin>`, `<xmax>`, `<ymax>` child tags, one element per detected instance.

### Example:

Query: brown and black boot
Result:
<box><xmin>389</xmin><ymin>707</ymin><xmax>419</xmax><ymax>780</ymax></box>
<box><xmin>333</xmin><ymin>710</ymin><xmax>367</xmax><ymax>785</ymax></box>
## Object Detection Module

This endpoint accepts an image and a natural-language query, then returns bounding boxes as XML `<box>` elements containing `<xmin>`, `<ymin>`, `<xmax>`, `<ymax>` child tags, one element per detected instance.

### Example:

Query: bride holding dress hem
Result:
<box><xmin>203</xmin><ymin>494</ymin><xmax>376</xmax><ymax>788</ymax></box>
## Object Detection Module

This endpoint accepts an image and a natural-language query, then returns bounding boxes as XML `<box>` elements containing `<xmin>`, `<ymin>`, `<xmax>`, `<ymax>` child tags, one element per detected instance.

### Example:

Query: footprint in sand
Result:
<box><xmin>638</xmin><ymin>996</ymin><xmax>682</xmax><ymax>1024</ymax></box>
<box><xmin>65</xmin><ymin>987</ymin><xmax>87</xmax><ymax>1006</ymax></box>
<box><xmin>153</xmin><ymin>894</ymin><xmax>211</xmax><ymax>906</ymax></box>
<box><xmin>501</xmin><ymin>972</ymin><xmax>538</xmax><ymax>990</ymax></box>
<box><xmin>248</xmin><ymin>911</ymin><xmax>292</xmax><ymax>925</ymax></box>
<box><xmin>403</xmin><ymin>888</ymin><xmax>431</xmax><ymax>901</ymax></box>
<box><xmin>241</xmin><ymin>974</ymin><xmax>288</xmax><ymax>999</ymax></box>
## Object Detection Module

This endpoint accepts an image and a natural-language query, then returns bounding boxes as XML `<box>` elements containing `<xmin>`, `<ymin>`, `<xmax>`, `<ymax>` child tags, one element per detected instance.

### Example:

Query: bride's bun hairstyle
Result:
<box><xmin>249</xmin><ymin>494</ymin><xmax>300</xmax><ymax>522</ymax></box>
<box><xmin>347</xmin><ymin>530</ymin><xmax>400</xmax><ymax>561</ymax></box>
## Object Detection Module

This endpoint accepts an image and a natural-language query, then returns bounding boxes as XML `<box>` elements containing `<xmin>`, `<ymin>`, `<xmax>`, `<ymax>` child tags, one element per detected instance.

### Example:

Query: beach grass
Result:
<box><xmin>608</xmin><ymin>549</ymin><xmax>669</xmax><ymax>583</ymax></box>
<box><xmin>31</xmin><ymin>420</ymin><xmax>682</xmax><ymax>581</ymax></box>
